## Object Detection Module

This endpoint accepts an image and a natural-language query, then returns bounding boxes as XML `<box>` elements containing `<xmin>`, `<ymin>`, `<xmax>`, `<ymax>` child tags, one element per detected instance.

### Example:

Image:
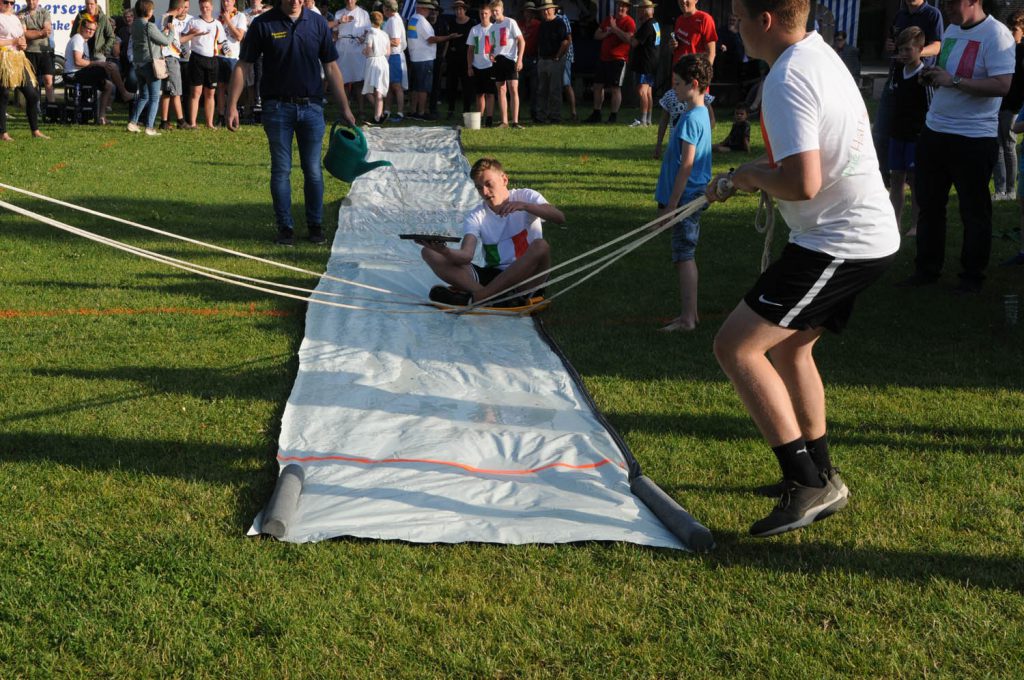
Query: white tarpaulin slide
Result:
<box><xmin>248</xmin><ymin>127</ymin><xmax>707</xmax><ymax>550</ymax></box>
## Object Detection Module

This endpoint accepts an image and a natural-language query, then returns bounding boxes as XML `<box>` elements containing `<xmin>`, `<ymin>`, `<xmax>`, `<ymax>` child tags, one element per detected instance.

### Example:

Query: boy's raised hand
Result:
<box><xmin>493</xmin><ymin>200</ymin><xmax>526</xmax><ymax>217</ymax></box>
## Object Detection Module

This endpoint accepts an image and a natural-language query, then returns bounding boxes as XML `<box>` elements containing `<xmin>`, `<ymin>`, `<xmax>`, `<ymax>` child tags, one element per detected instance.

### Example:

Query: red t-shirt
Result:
<box><xmin>599</xmin><ymin>15</ymin><xmax>635</xmax><ymax>62</ymax></box>
<box><xmin>523</xmin><ymin>17</ymin><xmax>541</xmax><ymax>58</ymax></box>
<box><xmin>672</xmin><ymin>10</ymin><xmax>717</xmax><ymax>63</ymax></box>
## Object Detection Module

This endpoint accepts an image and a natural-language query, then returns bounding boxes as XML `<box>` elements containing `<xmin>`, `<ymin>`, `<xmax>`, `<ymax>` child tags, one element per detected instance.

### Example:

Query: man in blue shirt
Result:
<box><xmin>226</xmin><ymin>0</ymin><xmax>355</xmax><ymax>246</ymax></box>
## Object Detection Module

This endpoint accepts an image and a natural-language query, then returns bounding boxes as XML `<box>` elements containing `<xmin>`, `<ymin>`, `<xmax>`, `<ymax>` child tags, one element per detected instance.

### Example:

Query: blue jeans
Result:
<box><xmin>131</xmin><ymin>64</ymin><xmax>162</xmax><ymax>129</ymax></box>
<box><xmin>262</xmin><ymin>98</ymin><xmax>326</xmax><ymax>231</ymax></box>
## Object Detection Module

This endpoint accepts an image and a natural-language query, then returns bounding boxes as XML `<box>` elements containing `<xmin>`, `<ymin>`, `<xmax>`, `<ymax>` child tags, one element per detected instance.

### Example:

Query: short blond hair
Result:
<box><xmin>470</xmin><ymin>157</ymin><xmax>505</xmax><ymax>182</ymax></box>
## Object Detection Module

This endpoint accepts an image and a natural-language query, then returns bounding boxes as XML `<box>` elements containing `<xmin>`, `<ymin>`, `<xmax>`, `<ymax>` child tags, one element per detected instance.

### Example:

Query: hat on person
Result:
<box><xmin>383</xmin><ymin>0</ymin><xmax>398</xmax><ymax>10</ymax></box>
<box><xmin>417</xmin><ymin>0</ymin><xmax>438</xmax><ymax>9</ymax></box>
<box><xmin>615</xmin><ymin>0</ymin><xmax>631</xmax><ymax>5</ymax></box>
<box><xmin>635</xmin><ymin>0</ymin><xmax>656</xmax><ymax>7</ymax></box>
<box><xmin>453</xmin><ymin>0</ymin><xmax>468</xmax><ymax>6</ymax></box>
<box><xmin>535</xmin><ymin>0</ymin><xmax>559</xmax><ymax>9</ymax></box>
<box><xmin>522</xmin><ymin>0</ymin><xmax>535</xmax><ymax>9</ymax></box>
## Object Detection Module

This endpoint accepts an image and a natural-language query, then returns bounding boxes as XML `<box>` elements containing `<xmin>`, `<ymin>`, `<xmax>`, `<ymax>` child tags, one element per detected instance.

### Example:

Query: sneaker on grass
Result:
<box><xmin>813</xmin><ymin>467</ymin><xmax>849</xmax><ymax>521</ymax></box>
<box><xmin>629</xmin><ymin>118</ymin><xmax>644</xmax><ymax>127</ymax></box>
<box><xmin>753</xmin><ymin>467</ymin><xmax>848</xmax><ymax>503</ymax></box>
<box><xmin>749</xmin><ymin>477</ymin><xmax>843</xmax><ymax>537</ymax></box>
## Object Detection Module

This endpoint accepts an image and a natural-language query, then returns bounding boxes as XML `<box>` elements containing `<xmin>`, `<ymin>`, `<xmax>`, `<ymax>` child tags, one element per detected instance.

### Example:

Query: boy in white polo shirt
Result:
<box><xmin>420</xmin><ymin>157</ymin><xmax>564</xmax><ymax>307</ymax></box>
<box><xmin>707</xmin><ymin>0</ymin><xmax>899</xmax><ymax>537</ymax></box>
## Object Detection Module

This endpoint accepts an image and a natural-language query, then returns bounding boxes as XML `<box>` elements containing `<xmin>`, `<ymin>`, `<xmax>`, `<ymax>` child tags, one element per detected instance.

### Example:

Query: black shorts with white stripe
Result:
<box><xmin>744</xmin><ymin>243</ymin><xmax>895</xmax><ymax>333</ymax></box>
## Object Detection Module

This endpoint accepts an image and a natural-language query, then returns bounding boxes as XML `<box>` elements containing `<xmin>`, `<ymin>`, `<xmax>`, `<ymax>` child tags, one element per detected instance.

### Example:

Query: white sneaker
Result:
<box><xmin>127</xmin><ymin>122</ymin><xmax>140</xmax><ymax>133</ymax></box>
<box><xmin>144</xmin><ymin>128</ymin><xmax>161</xmax><ymax>137</ymax></box>
<box><xmin>629</xmin><ymin>118</ymin><xmax>644</xmax><ymax>127</ymax></box>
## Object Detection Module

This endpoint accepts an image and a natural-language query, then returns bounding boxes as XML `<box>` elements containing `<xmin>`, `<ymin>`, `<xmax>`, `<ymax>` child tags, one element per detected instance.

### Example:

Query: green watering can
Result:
<box><xmin>323</xmin><ymin>123</ymin><xmax>392</xmax><ymax>182</ymax></box>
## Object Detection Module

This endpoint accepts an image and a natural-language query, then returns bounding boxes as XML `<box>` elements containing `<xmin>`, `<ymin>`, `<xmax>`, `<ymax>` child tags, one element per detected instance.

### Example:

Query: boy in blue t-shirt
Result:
<box><xmin>654</xmin><ymin>53</ymin><xmax>713</xmax><ymax>332</ymax></box>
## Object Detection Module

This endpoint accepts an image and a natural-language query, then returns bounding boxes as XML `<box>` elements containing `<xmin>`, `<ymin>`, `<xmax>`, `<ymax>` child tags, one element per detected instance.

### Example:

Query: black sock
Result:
<box><xmin>772</xmin><ymin>438</ymin><xmax>824</xmax><ymax>487</ymax></box>
<box><xmin>806</xmin><ymin>434</ymin><xmax>832</xmax><ymax>473</ymax></box>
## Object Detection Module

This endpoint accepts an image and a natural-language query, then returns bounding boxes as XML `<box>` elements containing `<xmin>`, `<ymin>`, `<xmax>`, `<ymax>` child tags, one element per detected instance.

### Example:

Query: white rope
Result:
<box><xmin>0</xmin><ymin>181</ymin><xmax>420</xmax><ymax>302</ymax></box>
<box><xmin>1</xmin><ymin>182</ymin><xmax>718</xmax><ymax>319</ymax></box>
<box><xmin>462</xmin><ymin>197</ymin><xmax>709</xmax><ymax>313</ymax></box>
<box><xmin>0</xmin><ymin>199</ymin><xmax>533</xmax><ymax>317</ymax></box>
<box><xmin>754</xmin><ymin>190</ymin><xmax>776</xmax><ymax>273</ymax></box>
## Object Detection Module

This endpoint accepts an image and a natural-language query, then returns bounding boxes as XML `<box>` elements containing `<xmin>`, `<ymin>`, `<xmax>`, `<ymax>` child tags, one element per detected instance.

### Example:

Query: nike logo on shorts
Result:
<box><xmin>758</xmin><ymin>294</ymin><xmax>784</xmax><ymax>307</ymax></box>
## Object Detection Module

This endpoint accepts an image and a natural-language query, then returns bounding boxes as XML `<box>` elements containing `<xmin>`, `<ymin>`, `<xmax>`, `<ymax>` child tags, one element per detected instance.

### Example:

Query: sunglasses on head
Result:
<box><xmin>2</xmin><ymin>2</ymin><xmax>16</xmax><ymax>6</ymax></box>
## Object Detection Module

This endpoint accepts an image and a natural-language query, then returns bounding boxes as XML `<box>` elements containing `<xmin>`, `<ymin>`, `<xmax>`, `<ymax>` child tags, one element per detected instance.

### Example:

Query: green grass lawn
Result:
<box><xmin>1</xmin><ymin>101</ymin><xmax>1023</xmax><ymax>677</ymax></box>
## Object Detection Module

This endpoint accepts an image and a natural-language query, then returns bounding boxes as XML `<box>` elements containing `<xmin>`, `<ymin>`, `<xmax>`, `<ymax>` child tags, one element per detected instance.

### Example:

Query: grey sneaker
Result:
<box><xmin>814</xmin><ymin>467</ymin><xmax>849</xmax><ymax>521</ymax></box>
<box><xmin>754</xmin><ymin>467</ymin><xmax>849</xmax><ymax>512</ymax></box>
<box><xmin>749</xmin><ymin>477</ymin><xmax>842</xmax><ymax>537</ymax></box>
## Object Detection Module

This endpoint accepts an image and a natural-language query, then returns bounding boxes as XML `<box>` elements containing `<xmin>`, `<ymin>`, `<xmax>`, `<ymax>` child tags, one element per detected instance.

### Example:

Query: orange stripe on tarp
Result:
<box><xmin>0</xmin><ymin>305</ymin><xmax>290</xmax><ymax>319</ymax></box>
<box><xmin>277</xmin><ymin>452</ymin><xmax>625</xmax><ymax>476</ymax></box>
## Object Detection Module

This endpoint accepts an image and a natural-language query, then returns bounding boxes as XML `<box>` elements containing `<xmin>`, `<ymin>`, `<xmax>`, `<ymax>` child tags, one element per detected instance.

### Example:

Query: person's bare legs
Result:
<box><xmin>42</xmin><ymin>74</ymin><xmax>55</xmax><ymax>103</ymax></box>
<box><xmin>661</xmin><ymin>259</ymin><xmax>698</xmax><ymax>331</ymax></box>
<box><xmin>713</xmin><ymin>301</ymin><xmax>809</xmax><ymax>447</ymax></box>
<box><xmin>508</xmin><ymin>80</ymin><xmax>519</xmax><ymax>124</ymax></box>
<box><xmin>202</xmin><ymin>86</ymin><xmax>216</xmax><ymax>128</ymax></box>
<box><xmin>564</xmin><ymin>83</ymin><xmax>576</xmax><ymax>120</ymax></box>
<box><xmin>421</xmin><ymin>250</ymin><xmax>480</xmax><ymax>291</ymax></box>
<box><xmin>98</xmin><ymin>81</ymin><xmax>114</xmax><ymax>124</ymax></box>
<box><xmin>388</xmin><ymin>83</ymin><xmax>404</xmax><ymax>116</ymax></box>
<box><xmin>101</xmin><ymin>61</ymin><xmax>132</xmax><ymax>101</ymax></box>
<box><xmin>609</xmin><ymin>85</ymin><xmax>621</xmax><ymax>115</ymax></box>
<box><xmin>473</xmin><ymin>239</ymin><xmax>550</xmax><ymax>301</ymax></box>
<box><xmin>422</xmin><ymin>240</ymin><xmax>550</xmax><ymax>303</ymax></box>
<box><xmin>494</xmin><ymin>81</ymin><xmax>508</xmax><ymax>125</ymax></box>
<box><xmin>188</xmin><ymin>84</ymin><xmax>202</xmax><ymax>126</ymax></box>
<box><xmin>767</xmin><ymin>327</ymin><xmax>827</xmax><ymax>440</ymax></box>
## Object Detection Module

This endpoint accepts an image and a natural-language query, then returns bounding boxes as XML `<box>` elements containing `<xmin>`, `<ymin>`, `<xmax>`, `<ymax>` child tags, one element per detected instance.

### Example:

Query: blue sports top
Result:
<box><xmin>239</xmin><ymin>7</ymin><xmax>338</xmax><ymax>100</ymax></box>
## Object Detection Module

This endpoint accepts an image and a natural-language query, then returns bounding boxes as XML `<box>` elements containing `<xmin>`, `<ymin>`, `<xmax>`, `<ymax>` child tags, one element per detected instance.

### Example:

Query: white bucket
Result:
<box><xmin>463</xmin><ymin>112</ymin><xmax>481</xmax><ymax>130</ymax></box>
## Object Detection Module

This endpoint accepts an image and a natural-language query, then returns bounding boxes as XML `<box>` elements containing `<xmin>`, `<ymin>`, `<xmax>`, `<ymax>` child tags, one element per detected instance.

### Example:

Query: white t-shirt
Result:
<box><xmin>761</xmin><ymin>32</ymin><xmax>899</xmax><ymax>259</ymax></box>
<box><xmin>384</xmin><ymin>14</ymin><xmax>406</xmax><ymax>56</ymax></box>
<box><xmin>463</xmin><ymin>188</ymin><xmax>548</xmax><ymax>270</ymax></box>
<box><xmin>64</xmin><ymin>33</ymin><xmax>88</xmax><ymax>74</ymax></box>
<box><xmin>161</xmin><ymin>15</ymin><xmax>184</xmax><ymax>58</ymax></box>
<box><xmin>926</xmin><ymin>16</ymin><xmax>1016</xmax><ymax>138</ymax></box>
<box><xmin>0</xmin><ymin>13</ymin><xmax>24</xmax><ymax>41</ymax></box>
<box><xmin>467</xmin><ymin>23</ymin><xmax>492</xmax><ymax>71</ymax></box>
<box><xmin>406</xmin><ymin>12</ymin><xmax>435</xmax><ymax>63</ymax></box>
<box><xmin>491</xmin><ymin>17</ymin><xmax>522</xmax><ymax>61</ymax></box>
<box><xmin>219</xmin><ymin>11</ymin><xmax>248</xmax><ymax>59</ymax></box>
<box><xmin>187</xmin><ymin>17</ymin><xmax>223</xmax><ymax>58</ymax></box>
<box><xmin>364</xmin><ymin>26</ymin><xmax>389</xmax><ymax>59</ymax></box>
<box><xmin>179</xmin><ymin>13</ymin><xmax>195</xmax><ymax>58</ymax></box>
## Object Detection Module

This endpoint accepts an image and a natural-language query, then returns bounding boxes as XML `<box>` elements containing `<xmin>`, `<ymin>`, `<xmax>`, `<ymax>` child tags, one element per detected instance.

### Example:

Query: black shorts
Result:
<box><xmin>188</xmin><ymin>53</ymin><xmax>218</xmax><ymax>89</ymax></box>
<box><xmin>492</xmin><ymin>55</ymin><xmax>518</xmax><ymax>82</ymax></box>
<box><xmin>65</xmin><ymin>65</ymin><xmax>107</xmax><ymax>90</ymax></box>
<box><xmin>27</xmin><ymin>50</ymin><xmax>55</xmax><ymax>77</ymax></box>
<box><xmin>472</xmin><ymin>67</ymin><xmax>495</xmax><ymax>95</ymax></box>
<box><xmin>744</xmin><ymin>243</ymin><xmax>895</xmax><ymax>333</ymax></box>
<box><xmin>471</xmin><ymin>264</ymin><xmax>503</xmax><ymax>286</ymax></box>
<box><xmin>596</xmin><ymin>59</ymin><xmax>626</xmax><ymax>88</ymax></box>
